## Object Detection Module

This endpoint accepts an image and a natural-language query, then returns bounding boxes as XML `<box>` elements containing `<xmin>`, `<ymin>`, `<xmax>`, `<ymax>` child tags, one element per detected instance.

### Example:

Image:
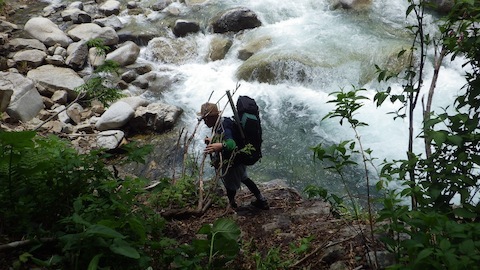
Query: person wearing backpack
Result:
<box><xmin>198</xmin><ymin>102</ymin><xmax>269</xmax><ymax>210</ymax></box>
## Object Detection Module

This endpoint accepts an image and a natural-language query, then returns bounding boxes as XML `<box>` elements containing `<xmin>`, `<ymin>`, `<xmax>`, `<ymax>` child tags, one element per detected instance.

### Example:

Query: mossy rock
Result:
<box><xmin>235</xmin><ymin>51</ymin><xmax>327</xmax><ymax>84</ymax></box>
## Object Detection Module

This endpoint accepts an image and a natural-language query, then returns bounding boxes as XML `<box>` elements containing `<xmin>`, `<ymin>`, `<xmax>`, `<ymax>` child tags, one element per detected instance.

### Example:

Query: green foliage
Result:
<box><xmin>195</xmin><ymin>218</ymin><xmax>241</xmax><ymax>268</ymax></box>
<box><xmin>74</xmin><ymin>39</ymin><xmax>124</xmax><ymax>107</ymax></box>
<box><xmin>371</xmin><ymin>1</ymin><xmax>480</xmax><ymax>268</ymax></box>
<box><xmin>59</xmin><ymin>174</ymin><xmax>162</xmax><ymax>270</ymax></box>
<box><xmin>74</xmin><ymin>64</ymin><xmax>124</xmax><ymax>107</ymax></box>
<box><xmin>0</xmin><ymin>131</ymin><xmax>171</xmax><ymax>269</ymax></box>
<box><xmin>254</xmin><ymin>247</ymin><xmax>291</xmax><ymax>270</ymax></box>
<box><xmin>87</xmin><ymin>38</ymin><xmax>111</xmax><ymax>56</ymax></box>
<box><xmin>253</xmin><ymin>236</ymin><xmax>314</xmax><ymax>270</ymax></box>
<box><xmin>147</xmin><ymin>177</ymin><xmax>198</xmax><ymax>208</ymax></box>
<box><xmin>166</xmin><ymin>218</ymin><xmax>241</xmax><ymax>270</ymax></box>
<box><xmin>0</xmin><ymin>131</ymin><xmax>108</xmax><ymax>236</ymax></box>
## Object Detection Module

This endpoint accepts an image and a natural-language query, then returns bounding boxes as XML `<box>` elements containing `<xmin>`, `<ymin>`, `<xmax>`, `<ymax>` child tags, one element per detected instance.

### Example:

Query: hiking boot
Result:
<box><xmin>251</xmin><ymin>199</ymin><xmax>269</xmax><ymax>210</ymax></box>
<box><xmin>230</xmin><ymin>201</ymin><xmax>238</xmax><ymax>209</ymax></box>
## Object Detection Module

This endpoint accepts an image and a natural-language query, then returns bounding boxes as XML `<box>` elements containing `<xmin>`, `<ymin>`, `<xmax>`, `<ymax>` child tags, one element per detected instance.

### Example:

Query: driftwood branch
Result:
<box><xmin>0</xmin><ymin>237</ymin><xmax>56</xmax><ymax>252</ymax></box>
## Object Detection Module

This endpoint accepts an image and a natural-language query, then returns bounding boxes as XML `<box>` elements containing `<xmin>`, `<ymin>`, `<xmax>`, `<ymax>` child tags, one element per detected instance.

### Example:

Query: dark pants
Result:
<box><xmin>223</xmin><ymin>164</ymin><xmax>262</xmax><ymax>206</ymax></box>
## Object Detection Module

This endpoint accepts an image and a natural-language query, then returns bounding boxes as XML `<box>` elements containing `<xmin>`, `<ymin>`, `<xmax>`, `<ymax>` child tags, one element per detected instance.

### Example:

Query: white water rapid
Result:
<box><xmin>133</xmin><ymin>0</ymin><xmax>467</xmax><ymax>195</ymax></box>
<box><xmin>56</xmin><ymin>0</ymin><xmax>471</xmax><ymax>195</ymax></box>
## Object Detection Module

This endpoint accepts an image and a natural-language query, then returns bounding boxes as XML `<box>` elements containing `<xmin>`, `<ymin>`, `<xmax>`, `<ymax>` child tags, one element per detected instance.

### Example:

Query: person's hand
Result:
<box><xmin>204</xmin><ymin>143</ymin><xmax>222</xmax><ymax>154</ymax></box>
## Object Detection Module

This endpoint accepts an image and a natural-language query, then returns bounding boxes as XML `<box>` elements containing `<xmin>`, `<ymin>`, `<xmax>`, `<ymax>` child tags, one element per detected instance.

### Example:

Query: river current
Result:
<box><xmin>44</xmin><ymin>0</ymin><xmax>469</xmax><ymax>197</ymax></box>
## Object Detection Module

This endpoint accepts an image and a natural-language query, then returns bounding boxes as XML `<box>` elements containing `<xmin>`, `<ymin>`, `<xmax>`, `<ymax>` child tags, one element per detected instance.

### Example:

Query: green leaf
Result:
<box><xmin>212</xmin><ymin>218</ymin><xmax>240</xmax><ymax>241</ymax></box>
<box><xmin>439</xmin><ymin>239</ymin><xmax>451</xmax><ymax>251</ymax></box>
<box><xmin>86</xmin><ymin>224</ymin><xmax>125</xmax><ymax>239</ymax></box>
<box><xmin>415</xmin><ymin>248</ymin><xmax>433</xmax><ymax>263</ymax></box>
<box><xmin>447</xmin><ymin>135</ymin><xmax>462</xmax><ymax>146</ymax></box>
<box><xmin>453</xmin><ymin>207</ymin><xmax>477</xmax><ymax>219</ymax></box>
<box><xmin>87</xmin><ymin>254</ymin><xmax>103</xmax><ymax>270</ymax></box>
<box><xmin>0</xmin><ymin>131</ymin><xmax>36</xmax><ymax>148</ymax></box>
<box><xmin>432</xmin><ymin>131</ymin><xmax>447</xmax><ymax>145</ymax></box>
<box><xmin>110</xmin><ymin>238</ymin><xmax>141</xmax><ymax>259</ymax></box>
<box><xmin>198</xmin><ymin>224</ymin><xmax>212</xmax><ymax>235</ymax></box>
<box><xmin>129</xmin><ymin>217</ymin><xmax>147</xmax><ymax>243</ymax></box>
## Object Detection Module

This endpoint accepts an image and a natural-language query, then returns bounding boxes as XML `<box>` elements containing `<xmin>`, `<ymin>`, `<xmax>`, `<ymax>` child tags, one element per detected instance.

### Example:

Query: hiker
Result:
<box><xmin>198</xmin><ymin>102</ymin><xmax>269</xmax><ymax>210</ymax></box>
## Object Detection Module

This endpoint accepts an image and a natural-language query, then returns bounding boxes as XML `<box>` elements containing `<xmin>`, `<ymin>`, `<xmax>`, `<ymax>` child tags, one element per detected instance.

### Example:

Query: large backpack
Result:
<box><xmin>234</xmin><ymin>96</ymin><xmax>263</xmax><ymax>165</ymax></box>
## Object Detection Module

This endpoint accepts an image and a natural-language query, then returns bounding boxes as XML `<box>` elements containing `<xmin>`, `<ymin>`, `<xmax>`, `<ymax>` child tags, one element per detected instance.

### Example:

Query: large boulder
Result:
<box><xmin>97</xmin><ymin>130</ymin><xmax>125</xmax><ymax>150</ymax></box>
<box><xmin>331</xmin><ymin>0</ymin><xmax>372</xmax><ymax>10</ymax></box>
<box><xmin>0</xmin><ymin>72</ymin><xmax>44</xmax><ymax>122</ymax></box>
<box><xmin>237</xmin><ymin>36</ymin><xmax>272</xmax><ymax>60</ymax></box>
<box><xmin>62</xmin><ymin>8</ymin><xmax>92</xmax><ymax>24</ymax></box>
<box><xmin>208</xmin><ymin>35</ymin><xmax>233</xmax><ymax>61</ymax></box>
<box><xmin>128</xmin><ymin>103</ymin><xmax>183</xmax><ymax>133</ymax></box>
<box><xmin>173</xmin><ymin>20</ymin><xmax>200</xmax><ymax>37</ymax></box>
<box><xmin>95</xmin><ymin>101</ymin><xmax>135</xmax><ymax>131</ymax></box>
<box><xmin>147</xmin><ymin>37</ymin><xmax>197</xmax><ymax>64</ymax></box>
<box><xmin>106</xmin><ymin>41</ymin><xmax>141</xmax><ymax>66</ymax></box>
<box><xmin>211</xmin><ymin>7</ymin><xmax>262</xmax><ymax>34</ymax></box>
<box><xmin>236</xmin><ymin>51</ymin><xmax>319</xmax><ymax>84</ymax></box>
<box><xmin>67</xmin><ymin>23</ymin><xmax>119</xmax><ymax>46</ymax></box>
<box><xmin>66</xmin><ymin>41</ymin><xmax>89</xmax><ymax>70</ymax></box>
<box><xmin>12</xmin><ymin>49</ymin><xmax>47</xmax><ymax>68</ymax></box>
<box><xmin>24</xmin><ymin>17</ymin><xmax>73</xmax><ymax>47</ymax></box>
<box><xmin>0</xmin><ymin>89</ymin><xmax>13</xmax><ymax>113</ymax></box>
<box><xmin>94</xmin><ymin>15</ymin><xmax>124</xmax><ymax>31</ymax></box>
<box><xmin>8</xmin><ymin>38</ymin><xmax>47</xmax><ymax>52</ymax></box>
<box><xmin>27</xmin><ymin>65</ymin><xmax>85</xmax><ymax>100</ymax></box>
<box><xmin>99</xmin><ymin>0</ymin><xmax>121</xmax><ymax>16</ymax></box>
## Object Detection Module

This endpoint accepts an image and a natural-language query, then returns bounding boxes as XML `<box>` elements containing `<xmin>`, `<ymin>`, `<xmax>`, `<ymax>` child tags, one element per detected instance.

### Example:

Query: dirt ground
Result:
<box><xmin>163</xmin><ymin>180</ymin><xmax>380</xmax><ymax>270</ymax></box>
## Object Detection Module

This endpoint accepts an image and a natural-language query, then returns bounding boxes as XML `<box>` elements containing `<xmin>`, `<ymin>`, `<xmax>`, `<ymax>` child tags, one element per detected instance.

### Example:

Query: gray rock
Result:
<box><xmin>173</xmin><ymin>20</ymin><xmax>200</xmax><ymax>38</ymax></box>
<box><xmin>0</xmin><ymin>18</ymin><xmax>20</xmax><ymax>34</ymax></box>
<box><xmin>236</xmin><ymin>51</ymin><xmax>318</xmax><ymax>84</ymax></box>
<box><xmin>27</xmin><ymin>65</ymin><xmax>85</xmax><ymax>101</ymax></box>
<box><xmin>97</xmin><ymin>130</ymin><xmax>125</xmax><ymax>150</ymax></box>
<box><xmin>151</xmin><ymin>0</ymin><xmax>172</xmax><ymax>11</ymax></box>
<box><xmin>211</xmin><ymin>7</ymin><xmax>262</xmax><ymax>34</ymax></box>
<box><xmin>332</xmin><ymin>0</ymin><xmax>372</xmax><ymax>10</ymax></box>
<box><xmin>12</xmin><ymin>49</ymin><xmax>47</xmax><ymax>68</ymax></box>
<box><xmin>61</xmin><ymin>8</ymin><xmax>92</xmax><ymax>24</ymax></box>
<box><xmin>8</xmin><ymin>38</ymin><xmax>47</xmax><ymax>52</ymax></box>
<box><xmin>0</xmin><ymin>72</ymin><xmax>44</xmax><ymax>122</ymax></box>
<box><xmin>66</xmin><ymin>103</ymin><xmax>84</xmax><ymax>124</ymax></box>
<box><xmin>106</xmin><ymin>41</ymin><xmax>140</xmax><ymax>66</ymax></box>
<box><xmin>208</xmin><ymin>35</ymin><xmax>232</xmax><ymax>61</ymax></box>
<box><xmin>88</xmin><ymin>47</ymin><xmax>106</xmax><ymax>67</ymax></box>
<box><xmin>51</xmin><ymin>90</ymin><xmax>68</xmax><ymax>105</ymax></box>
<box><xmin>68</xmin><ymin>1</ymin><xmax>84</xmax><ymax>10</ymax></box>
<box><xmin>94</xmin><ymin>15</ymin><xmax>124</xmax><ymax>31</ymax></box>
<box><xmin>119</xmin><ymin>96</ymin><xmax>150</xmax><ymax>110</ymax></box>
<box><xmin>66</xmin><ymin>41</ymin><xmax>88</xmax><ymax>70</ymax></box>
<box><xmin>67</xmin><ymin>23</ymin><xmax>119</xmax><ymax>46</ymax></box>
<box><xmin>52</xmin><ymin>105</ymin><xmax>70</xmax><ymax>124</ymax></box>
<box><xmin>99</xmin><ymin>0</ymin><xmax>121</xmax><ymax>16</ymax></box>
<box><xmin>95</xmin><ymin>101</ymin><xmax>135</xmax><ymax>131</ymax></box>
<box><xmin>24</xmin><ymin>17</ymin><xmax>73</xmax><ymax>47</ymax></box>
<box><xmin>128</xmin><ymin>102</ymin><xmax>183</xmax><ymax>133</ymax></box>
<box><xmin>46</xmin><ymin>55</ymin><xmax>65</xmax><ymax>66</ymax></box>
<box><xmin>147</xmin><ymin>37</ymin><xmax>197</xmax><ymax>64</ymax></box>
<box><xmin>237</xmin><ymin>37</ymin><xmax>272</xmax><ymax>61</ymax></box>
<box><xmin>0</xmin><ymin>89</ymin><xmax>13</xmax><ymax>112</ymax></box>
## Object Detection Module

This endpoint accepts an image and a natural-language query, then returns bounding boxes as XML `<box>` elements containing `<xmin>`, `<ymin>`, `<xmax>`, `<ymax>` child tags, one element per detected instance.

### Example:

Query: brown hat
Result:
<box><xmin>197</xmin><ymin>103</ymin><xmax>221</xmax><ymax>118</ymax></box>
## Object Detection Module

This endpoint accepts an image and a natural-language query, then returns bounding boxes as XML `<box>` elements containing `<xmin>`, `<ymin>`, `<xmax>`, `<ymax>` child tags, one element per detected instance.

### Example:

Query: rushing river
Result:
<box><xmin>43</xmin><ymin>0</ymin><xmax>468</xmax><ymax>196</ymax></box>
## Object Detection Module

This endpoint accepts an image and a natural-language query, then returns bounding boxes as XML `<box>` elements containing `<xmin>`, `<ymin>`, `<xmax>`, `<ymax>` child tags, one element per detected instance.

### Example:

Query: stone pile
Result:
<box><xmin>0</xmin><ymin>0</ymin><xmax>264</xmax><ymax>152</ymax></box>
